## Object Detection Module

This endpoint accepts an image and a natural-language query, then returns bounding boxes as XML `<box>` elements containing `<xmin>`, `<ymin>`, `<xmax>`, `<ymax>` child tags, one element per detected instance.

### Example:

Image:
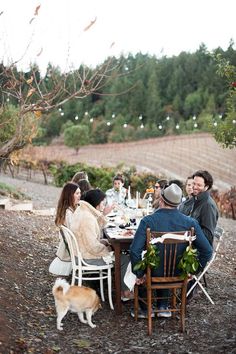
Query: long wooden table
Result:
<box><xmin>105</xmin><ymin>229</ymin><xmax>133</xmax><ymax>315</ymax></box>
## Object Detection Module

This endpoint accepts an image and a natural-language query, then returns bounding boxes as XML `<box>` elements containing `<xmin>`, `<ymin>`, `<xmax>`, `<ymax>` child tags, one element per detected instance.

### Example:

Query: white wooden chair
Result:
<box><xmin>60</xmin><ymin>225</ymin><xmax>114</xmax><ymax>310</ymax></box>
<box><xmin>187</xmin><ymin>226</ymin><xmax>225</xmax><ymax>304</ymax></box>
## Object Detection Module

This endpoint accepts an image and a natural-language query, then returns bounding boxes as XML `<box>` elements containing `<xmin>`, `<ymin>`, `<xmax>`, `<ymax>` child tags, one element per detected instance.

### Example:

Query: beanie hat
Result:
<box><xmin>83</xmin><ymin>189</ymin><xmax>106</xmax><ymax>208</ymax></box>
<box><xmin>161</xmin><ymin>183</ymin><xmax>182</xmax><ymax>207</ymax></box>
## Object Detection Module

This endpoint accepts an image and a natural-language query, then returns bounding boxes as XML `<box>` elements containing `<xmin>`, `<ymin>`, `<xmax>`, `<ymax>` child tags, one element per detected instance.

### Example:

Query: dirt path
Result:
<box><xmin>0</xmin><ymin>174</ymin><xmax>61</xmax><ymax>209</ymax></box>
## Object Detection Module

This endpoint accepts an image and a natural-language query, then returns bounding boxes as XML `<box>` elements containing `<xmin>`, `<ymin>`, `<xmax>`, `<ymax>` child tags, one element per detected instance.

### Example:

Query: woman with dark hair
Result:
<box><xmin>78</xmin><ymin>178</ymin><xmax>92</xmax><ymax>199</ymax></box>
<box><xmin>71</xmin><ymin>170</ymin><xmax>89</xmax><ymax>184</ymax></box>
<box><xmin>49</xmin><ymin>182</ymin><xmax>81</xmax><ymax>276</ymax></box>
<box><xmin>71</xmin><ymin>189</ymin><xmax>130</xmax><ymax>297</ymax></box>
<box><xmin>71</xmin><ymin>189</ymin><xmax>111</xmax><ymax>264</ymax></box>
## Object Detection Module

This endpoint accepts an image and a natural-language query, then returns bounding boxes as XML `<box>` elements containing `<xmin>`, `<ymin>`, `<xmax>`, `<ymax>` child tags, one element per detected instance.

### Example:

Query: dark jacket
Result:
<box><xmin>190</xmin><ymin>191</ymin><xmax>219</xmax><ymax>245</ymax></box>
<box><xmin>130</xmin><ymin>208</ymin><xmax>213</xmax><ymax>279</ymax></box>
<box><xmin>179</xmin><ymin>196</ymin><xmax>194</xmax><ymax>216</ymax></box>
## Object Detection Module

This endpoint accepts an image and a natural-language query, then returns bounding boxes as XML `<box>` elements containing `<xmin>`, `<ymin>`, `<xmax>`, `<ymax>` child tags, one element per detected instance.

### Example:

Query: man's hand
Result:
<box><xmin>135</xmin><ymin>275</ymin><xmax>146</xmax><ymax>285</ymax></box>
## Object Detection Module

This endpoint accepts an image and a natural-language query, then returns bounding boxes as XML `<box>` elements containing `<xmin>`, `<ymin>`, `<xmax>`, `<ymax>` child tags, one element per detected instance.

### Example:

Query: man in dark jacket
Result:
<box><xmin>130</xmin><ymin>183</ymin><xmax>213</xmax><ymax>318</ymax></box>
<box><xmin>190</xmin><ymin>170</ymin><xmax>219</xmax><ymax>245</ymax></box>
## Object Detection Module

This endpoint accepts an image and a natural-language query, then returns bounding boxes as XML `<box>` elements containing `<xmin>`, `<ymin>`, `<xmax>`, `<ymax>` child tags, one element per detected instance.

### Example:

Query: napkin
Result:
<box><xmin>124</xmin><ymin>262</ymin><xmax>137</xmax><ymax>291</ymax></box>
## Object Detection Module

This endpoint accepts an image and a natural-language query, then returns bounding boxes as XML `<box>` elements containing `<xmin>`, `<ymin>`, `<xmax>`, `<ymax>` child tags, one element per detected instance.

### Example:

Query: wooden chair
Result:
<box><xmin>134</xmin><ymin>227</ymin><xmax>195</xmax><ymax>335</ymax></box>
<box><xmin>60</xmin><ymin>225</ymin><xmax>114</xmax><ymax>310</ymax></box>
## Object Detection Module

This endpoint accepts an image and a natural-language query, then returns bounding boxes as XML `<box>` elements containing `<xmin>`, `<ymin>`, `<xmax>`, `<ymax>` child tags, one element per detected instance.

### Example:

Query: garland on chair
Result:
<box><xmin>177</xmin><ymin>245</ymin><xmax>200</xmax><ymax>279</ymax></box>
<box><xmin>133</xmin><ymin>243</ymin><xmax>200</xmax><ymax>279</ymax></box>
<box><xmin>133</xmin><ymin>244</ymin><xmax>160</xmax><ymax>271</ymax></box>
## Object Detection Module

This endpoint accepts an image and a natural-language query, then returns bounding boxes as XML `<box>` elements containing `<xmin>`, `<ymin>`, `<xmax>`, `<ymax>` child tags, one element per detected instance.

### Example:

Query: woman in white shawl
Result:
<box><xmin>49</xmin><ymin>182</ymin><xmax>81</xmax><ymax>276</ymax></box>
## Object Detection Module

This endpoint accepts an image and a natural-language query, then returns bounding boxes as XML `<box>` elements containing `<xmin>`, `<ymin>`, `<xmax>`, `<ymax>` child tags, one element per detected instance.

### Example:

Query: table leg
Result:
<box><xmin>114</xmin><ymin>242</ymin><xmax>122</xmax><ymax>314</ymax></box>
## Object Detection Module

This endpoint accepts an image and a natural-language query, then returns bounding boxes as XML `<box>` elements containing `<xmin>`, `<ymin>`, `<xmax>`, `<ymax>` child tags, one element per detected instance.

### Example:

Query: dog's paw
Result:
<box><xmin>89</xmin><ymin>323</ymin><xmax>96</xmax><ymax>328</ymax></box>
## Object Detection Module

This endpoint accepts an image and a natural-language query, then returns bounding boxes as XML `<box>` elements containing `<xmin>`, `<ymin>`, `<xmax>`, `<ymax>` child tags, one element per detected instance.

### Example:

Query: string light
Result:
<box><xmin>166</xmin><ymin>116</ymin><xmax>170</xmax><ymax>121</ymax></box>
<box><xmin>75</xmin><ymin>115</ymin><xmax>79</xmax><ymax>120</ymax></box>
<box><xmin>139</xmin><ymin>115</ymin><xmax>143</xmax><ymax>120</ymax></box>
<box><xmin>219</xmin><ymin>114</ymin><xmax>223</xmax><ymax>119</ymax></box>
<box><xmin>140</xmin><ymin>124</ymin><xmax>144</xmax><ymax>128</ymax></box>
<box><xmin>107</xmin><ymin>121</ymin><xmax>111</xmax><ymax>126</ymax></box>
<box><xmin>112</xmin><ymin>113</ymin><xmax>115</xmax><ymax>118</ymax></box>
<box><xmin>176</xmin><ymin>124</ymin><xmax>180</xmax><ymax>129</ymax></box>
<box><xmin>213</xmin><ymin>122</ymin><xmax>217</xmax><ymax>127</ymax></box>
<box><xmin>90</xmin><ymin>118</ymin><xmax>94</xmax><ymax>123</ymax></box>
<box><xmin>192</xmin><ymin>115</ymin><xmax>196</xmax><ymax>120</ymax></box>
<box><xmin>194</xmin><ymin>123</ymin><xmax>198</xmax><ymax>128</ymax></box>
<box><xmin>232</xmin><ymin>120</ymin><xmax>236</xmax><ymax>124</ymax></box>
<box><xmin>85</xmin><ymin>111</ymin><xmax>89</xmax><ymax>116</ymax></box>
<box><xmin>158</xmin><ymin>125</ymin><xmax>162</xmax><ymax>130</ymax></box>
<box><xmin>60</xmin><ymin>112</ymin><xmax>64</xmax><ymax>116</ymax></box>
<box><xmin>58</xmin><ymin>108</ymin><xmax>62</xmax><ymax>112</ymax></box>
<box><xmin>123</xmin><ymin>123</ymin><xmax>128</xmax><ymax>128</ymax></box>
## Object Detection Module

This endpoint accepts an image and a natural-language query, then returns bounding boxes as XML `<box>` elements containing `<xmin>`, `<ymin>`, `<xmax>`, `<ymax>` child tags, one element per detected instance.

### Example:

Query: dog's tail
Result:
<box><xmin>52</xmin><ymin>278</ymin><xmax>70</xmax><ymax>299</ymax></box>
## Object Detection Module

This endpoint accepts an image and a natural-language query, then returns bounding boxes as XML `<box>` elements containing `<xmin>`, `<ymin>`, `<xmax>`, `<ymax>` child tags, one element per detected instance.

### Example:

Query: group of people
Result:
<box><xmin>49</xmin><ymin>168</ymin><xmax>219</xmax><ymax>318</ymax></box>
<box><xmin>49</xmin><ymin>171</ymin><xmax>130</xmax><ymax>297</ymax></box>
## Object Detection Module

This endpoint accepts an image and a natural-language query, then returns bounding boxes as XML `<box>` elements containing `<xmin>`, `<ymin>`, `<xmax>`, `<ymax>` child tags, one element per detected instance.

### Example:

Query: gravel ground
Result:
<box><xmin>0</xmin><ymin>176</ymin><xmax>235</xmax><ymax>353</ymax></box>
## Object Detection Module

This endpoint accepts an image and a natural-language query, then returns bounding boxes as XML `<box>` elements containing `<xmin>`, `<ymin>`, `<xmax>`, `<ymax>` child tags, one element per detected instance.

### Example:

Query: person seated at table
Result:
<box><xmin>49</xmin><ymin>182</ymin><xmax>81</xmax><ymax>276</ymax></box>
<box><xmin>130</xmin><ymin>183</ymin><xmax>213</xmax><ymax>319</ymax></box>
<box><xmin>106</xmin><ymin>174</ymin><xmax>127</xmax><ymax>206</ymax></box>
<box><xmin>71</xmin><ymin>189</ymin><xmax>130</xmax><ymax>296</ymax></box>
<box><xmin>152</xmin><ymin>178</ymin><xmax>168</xmax><ymax>210</ymax></box>
<box><xmin>72</xmin><ymin>170</ymin><xmax>89</xmax><ymax>184</ymax></box>
<box><xmin>179</xmin><ymin>175</ymin><xmax>194</xmax><ymax>215</ymax></box>
<box><xmin>78</xmin><ymin>178</ymin><xmax>92</xmax><ymax>199</ymax></box>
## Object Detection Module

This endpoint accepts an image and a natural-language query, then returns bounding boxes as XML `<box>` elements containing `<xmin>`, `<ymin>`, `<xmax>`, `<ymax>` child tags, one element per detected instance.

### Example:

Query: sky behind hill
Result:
<box><xmin>0</xmin><ymin>0</ymin><xmax>235</xmax><ymax>75</ymax></box>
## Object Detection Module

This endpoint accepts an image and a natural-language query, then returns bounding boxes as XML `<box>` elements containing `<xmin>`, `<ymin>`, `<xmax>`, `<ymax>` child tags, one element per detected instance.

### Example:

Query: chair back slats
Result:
<box><xmin>147</xmin><ymin>228</ymin><xmax>191</xmax><ymax>280</ymax></box>
<box><xmin>134</xmin><ymin>227</ymin><xmax>194</xmax><ymax>335</ymax></box>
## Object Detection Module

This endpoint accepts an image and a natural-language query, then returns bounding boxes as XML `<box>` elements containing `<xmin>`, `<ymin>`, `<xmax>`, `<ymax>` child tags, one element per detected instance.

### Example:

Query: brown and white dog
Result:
<box><xmin>52</xmin><ymin>278</ymin><xmax>101</xmax><ymax>330</ymax></box>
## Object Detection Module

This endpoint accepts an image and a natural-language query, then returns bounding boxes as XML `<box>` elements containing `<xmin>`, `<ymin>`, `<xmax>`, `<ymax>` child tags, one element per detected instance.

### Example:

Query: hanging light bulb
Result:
<box><xmin>176</xmin><ymin>124</ymin><xmax>180</xmax><ymax>129</ymax></box>
<box><xmin>213</xmin><ymin>122</ymin><xmax>217</xmax><ymax>127</ymax></box>
<box><xmin>194</xmin><ymin>123</ymin><xmax>198</xmax><ymax>128</ymax></box>
<box><xmin>158</xmin><ymin>125</ymin><xmax>162</xmax><ymax>130</ymax></box>
<box><xmin>123</xmin><ymin>123</ymin><xmax>128</xmax><ymax>128</ymax></box>
<box><xmin>232</xmin><ymin>120</ymin><xmax>236</xmax><ymax>124</ymax></box>
<box><xmin>112</xmin><ymin>113</ymin><xmax>115</xmax><ymax>118</ymax></box>
<box><xmin>139</xmin><ymin>115</ymin><xmax>143</xmax><ymax>120</ymax></box>
<box><xmin>90</xmin><ymin>118</ymin><xmax>94</xmax><ymax>123</ymax></box>
<box><xmin>166</xmin><ymin>116</ymin><xmax>170</xmax><ymax>121</ymax></box>
<box><xmin>75</xmin><ymin>115</ymin><xmax>79</xmax><ymax>120</ymax></box>
<box><xmin>58</xmin><ymin>108</ymin><xmax>62</xmax><ymax>112</ymax></box>
<box><xmin>60</xmin><ymin>112</ymin><xmax>64</xmax><ymax>116</ymax></box>
<box><xmin>85</xmin><ymin>111</ymin><xmax>89</xmax><ymax>116</ymax></box>
<box><xmin>140</xmin><ymin>124</ymin><xmax>144</xmax><ymax>129</ymax></box>
<box><xmin>192</xmin><ymin>115</ymin><xmax>196</xmax><ymax>120</ymax></box>
<box><xmin>107</xmin><ymin>121</ymin><xmax>111</xmax><ymax>126</ymax></box>
<box><xmin>219</xmin><ymin>114</ymin><xmax>223</xmax><ymax>119</ymax></box>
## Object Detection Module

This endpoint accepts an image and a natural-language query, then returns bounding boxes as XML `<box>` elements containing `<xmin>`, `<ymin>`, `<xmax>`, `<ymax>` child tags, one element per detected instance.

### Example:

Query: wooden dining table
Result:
<box><xmin>105</xmin><ymin>227</ymin><xmax>134</xmax><ymax>315</ymax></box>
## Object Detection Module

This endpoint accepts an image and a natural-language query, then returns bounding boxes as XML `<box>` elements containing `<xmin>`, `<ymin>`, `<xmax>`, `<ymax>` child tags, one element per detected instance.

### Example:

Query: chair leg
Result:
<box><xmin>181</xmin><ymin>286</ymin><xmax>187</xmax><ymax>332</ymax></box>
<box><xmin>99</xmin><ymin>272</ymin><xmax>105</xmax><ymax>302</ymax></box>
<box><xmin>134</xmin><ymin>285</ymin><xmax>139</xmax><ymax>321</ymax></box>
<box><xmin>171</xmin><ymin>288</ymin><xmax>177</xmax><ymax>317</ymax></box>
<box><xmin>107</xmin><ymin>269</ymin><xmax>114</xmax><ymax>310</ymax></box>
<box><xmin>147</xmin><ymin>287</ymin><xmax>152</xmax><ymax>336</ymax></box>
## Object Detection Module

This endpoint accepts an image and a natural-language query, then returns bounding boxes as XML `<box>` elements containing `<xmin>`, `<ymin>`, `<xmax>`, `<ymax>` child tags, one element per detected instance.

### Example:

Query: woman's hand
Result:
<box><xmin>103</xmin><ymin>202</ymin><xmax>117</xmax><ymax>215</ymax></box>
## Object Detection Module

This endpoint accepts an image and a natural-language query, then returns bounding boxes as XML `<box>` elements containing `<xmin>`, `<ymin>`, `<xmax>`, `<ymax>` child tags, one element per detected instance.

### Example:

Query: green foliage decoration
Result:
<box><xmin>133</xmin><ymin>243</ymin><xmax>199</xmax><ymax>280</ymax></box>
<box><xmin>133</xmin><ymin>244</ymin><xmax>160</xmax><ymax>271</ymax></box>
<box><xmin>177</xmin><ymin>245</ymin><xmax>200</xmax><ymax>279</ymax></box>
